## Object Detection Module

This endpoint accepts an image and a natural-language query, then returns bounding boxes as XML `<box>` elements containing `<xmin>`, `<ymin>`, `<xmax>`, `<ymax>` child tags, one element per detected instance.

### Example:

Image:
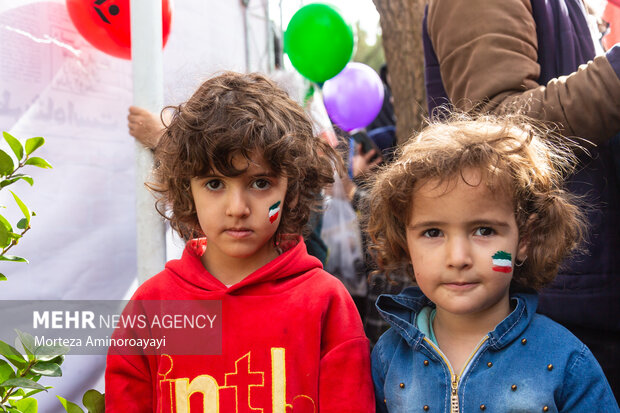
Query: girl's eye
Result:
<box><xmin>423</xmin><ymin>229</ymin><xmax>442</xmax><ymax>238</ymax></box>
<box><xmin>252</xmin><ymin>179</ymin><xmax>271</xmax><ymax>190</ymax></box>
<box><xmin>205</xmin><ymin>179</ymin><xmax>223</xmax><ymax>190</ymax></box>
<box><xmin>475</xmin><ymin>227</ymin><xmax>495</xmax><ymax>236</ymax></box>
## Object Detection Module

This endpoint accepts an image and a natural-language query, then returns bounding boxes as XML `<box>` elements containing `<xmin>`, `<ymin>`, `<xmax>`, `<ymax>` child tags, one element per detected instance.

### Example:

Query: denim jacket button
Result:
<box><xmin>480</xmin><ymin>404</ymin><xmax>486</xmax><ymax>410</ymax></box>
<box><xmin>543</xmin><ymin>406</ymin><xmax>549</xmax><ymax>412</ymax></box>
<box><xmin>487</xmin><ymin>362</ymin><xmax>493</xmax><ymax>368</ymax></box>
<box><xmin>423</xmin><ymin>360</ymin><xmax>429</xmax><ymax>366</ymax></box>
<box><xmin>423</xmin><ymin>405</ymin><xmax>429</xmax><ymax>411</ymax></box>
<box><xmin>521</xmin><ymin>338</ymin><xmax>527</xmax><ymax>345</ymax></box>
<box><xmin>511</xmin><ymin>384</ymin><xmax>518</xmax><ymax>391</ymax></box>
<box><xmin>399</xmin><ymin>382</ymin><xmax>405</xmax><ymax>389</ymax></box>
<box><xmin>547</xmin><ymin>364</ymin><xmax>553</xmax><ymax>371</ymax></box>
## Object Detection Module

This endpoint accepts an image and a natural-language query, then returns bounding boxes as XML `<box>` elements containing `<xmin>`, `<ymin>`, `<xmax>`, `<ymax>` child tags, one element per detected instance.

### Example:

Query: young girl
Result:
<box><xmin>367</xmin><ymin>114</ymin><xmax>618</xmax><ymax>412</ymax></box>
<box><xmin>105</xmin><ymin>72</ymin><xmax>374</xmax><ymax>412</ymax></box>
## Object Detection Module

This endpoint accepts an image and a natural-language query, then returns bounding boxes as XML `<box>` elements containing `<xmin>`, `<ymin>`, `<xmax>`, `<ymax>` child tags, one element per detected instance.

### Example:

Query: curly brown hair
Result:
<box><xmin>148</xmin><ymin>71</ymin><xmax>340</xmax><ymax>240</ymax></box>
<box><xmin>366</xmin><ymin>113</ymin><xmax>587</xmax><ymax>290</ymax></box>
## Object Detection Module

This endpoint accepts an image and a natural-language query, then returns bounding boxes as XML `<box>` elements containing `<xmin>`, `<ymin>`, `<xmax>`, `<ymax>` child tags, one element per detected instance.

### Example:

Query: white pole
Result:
<box><xmin>242</xmin><ymin>0</ymin><xmax>251</xmax><ymax>72</ymax></box>
<box><xmin>266</xmin><ymin>0</ymin><xmax>274</xmax><ymax>72</ymax></box>
<box><xmin>131</xmin><ymin>0</ymin><xmax>166</xmax><ymax>283</ymax></box>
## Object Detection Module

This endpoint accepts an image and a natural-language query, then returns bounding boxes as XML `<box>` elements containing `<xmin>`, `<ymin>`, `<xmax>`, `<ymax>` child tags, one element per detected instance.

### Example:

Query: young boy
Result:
<box><xmin>105</xmin><ymin>72</ymin><xmax>374</xmax><ymax>412</ymax></box>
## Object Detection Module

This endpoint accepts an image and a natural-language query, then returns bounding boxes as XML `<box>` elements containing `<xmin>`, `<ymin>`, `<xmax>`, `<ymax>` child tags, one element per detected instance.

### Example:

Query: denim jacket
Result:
<box><xmin>371</xmin><ymin>287</ymin><xmax>618</xmax><ymax>412</ymax></box>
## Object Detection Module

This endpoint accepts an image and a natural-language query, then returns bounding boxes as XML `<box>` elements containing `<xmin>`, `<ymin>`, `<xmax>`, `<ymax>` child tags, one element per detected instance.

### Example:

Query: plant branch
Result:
<box><xmin>1</xmin><ymin>226</ymin><xmax>31</xmax><ymax>257</ymax></box>
<box><xmin>0</xmin><ymin>359</ymin><xmax>36</xmax><ymax>404</ymax></box>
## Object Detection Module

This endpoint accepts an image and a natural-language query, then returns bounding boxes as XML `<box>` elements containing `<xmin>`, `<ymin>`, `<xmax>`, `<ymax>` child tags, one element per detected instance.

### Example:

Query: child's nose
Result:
<box><xmin>446</xmin><ymin>237</ymin><xmax>473</xmax><ymax>270</ymax></box>
<box><xmin>225</xmin><ymin>189</ymin><xmax>250</xmax><ymax>218</ymax></box>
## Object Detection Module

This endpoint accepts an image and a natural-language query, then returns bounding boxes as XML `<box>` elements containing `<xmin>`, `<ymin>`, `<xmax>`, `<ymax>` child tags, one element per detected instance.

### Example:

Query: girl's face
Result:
<box><xmin>405</xmin><ymin>169</ymin><xmax>528</xmax><ymax>323</ymax></box>
<box><xmin>190</xmin><ymin>151</ymin><xmax>288</xmax><ymax>281</ymax></box>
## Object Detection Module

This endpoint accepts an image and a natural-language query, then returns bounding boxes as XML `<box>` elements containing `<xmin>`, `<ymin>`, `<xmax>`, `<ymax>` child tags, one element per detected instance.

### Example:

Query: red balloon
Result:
<box><xmin>66</xmin><ymin>0</ymin><xmax>172</xmax><ymax>60</ymax></box>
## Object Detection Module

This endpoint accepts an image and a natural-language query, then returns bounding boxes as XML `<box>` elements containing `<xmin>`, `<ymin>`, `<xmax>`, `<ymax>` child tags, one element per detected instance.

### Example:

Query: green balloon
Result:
<box><xmin>284</xmin><ymin>3</ymin><xmax>354</xmax><ymax>83</ymax></box>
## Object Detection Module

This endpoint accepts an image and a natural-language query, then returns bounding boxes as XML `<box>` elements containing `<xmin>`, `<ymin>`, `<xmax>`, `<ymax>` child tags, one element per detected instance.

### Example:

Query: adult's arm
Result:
<box><xmin>427</xmin><ymin>0</ymin><xmax>620</xmax><ymax>143</ymax></box>
<box><xmin>127</xmin><ymin>106</ymin><xmax>166</xmax><ymax>149</ymax></box>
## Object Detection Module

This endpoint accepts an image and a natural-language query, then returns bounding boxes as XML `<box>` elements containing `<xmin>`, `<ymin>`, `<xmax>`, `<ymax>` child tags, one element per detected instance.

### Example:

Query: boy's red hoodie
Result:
<box><xmin>105</xmin><ymin>238</ymin><xmax>374</xmax><ymax>412</ymax></box>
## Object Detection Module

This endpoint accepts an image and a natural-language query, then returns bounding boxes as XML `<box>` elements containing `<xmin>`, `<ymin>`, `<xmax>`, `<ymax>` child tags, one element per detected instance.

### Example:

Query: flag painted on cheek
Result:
<box><xmin>268</xmin><ymin>201</ymin><xmax>281</xmax><ymax>224</ymax></box>
<box><xmin>492</xmin><ymin>251</ymin><xmax>512</xmax><ymax>273</ymax></box>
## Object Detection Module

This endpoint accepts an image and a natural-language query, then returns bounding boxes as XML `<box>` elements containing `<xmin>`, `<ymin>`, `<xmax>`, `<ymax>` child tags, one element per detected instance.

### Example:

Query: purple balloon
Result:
<box><xmin>322</xmin><ymin>62</ymin><xmax>385</xmax><ymax>132</ymax></box>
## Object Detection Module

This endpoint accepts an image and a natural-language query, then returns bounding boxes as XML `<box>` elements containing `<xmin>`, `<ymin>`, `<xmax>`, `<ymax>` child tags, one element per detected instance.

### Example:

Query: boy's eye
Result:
<box><xmin>423</xmin><ymin>229</ymin><xmax>442</xmax><ymax>238</ymax></box>
<box><xmin>474</xmin><ymin>227</ymin><xmax>495</xmax><ymax>236</ymax></box>
<box><xmin>205</xmin><ymin>179</ymin><xmax>223</xmax><ymax>190</ymax></box>
<box><xmin>252</xmin><ymin>179</ymin><xmax>271</xmax><ymax>190</ymax></box>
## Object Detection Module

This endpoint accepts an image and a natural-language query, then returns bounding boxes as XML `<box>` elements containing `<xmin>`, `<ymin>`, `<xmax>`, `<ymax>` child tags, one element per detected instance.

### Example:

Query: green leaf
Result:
<box><xmin>0</xmin><ymin>378</ymin><xmax>45</xmax><ymax>391</ymax></box>
<box><xmin>9</xmin><ymin>388</ymin><xmax>25</xmax><ymax>398</ymax></box>
<box><xmin>11</xmin><ymin>399</ymin><xmax>35</xmax><ymax>413</ymax></box>
<box><xmin>7</xmin><ymin>232</ymin><xmax>20</xmax><ymax>240</ymax></box>
<box><xmin>2</xmin><ymin>133</ymin><xmax>23</xmax><ymax>162</ymax></box>
<box><xmin>16</xmin><ymin>219</ymin><xmax>27</xmax><ymax>230</ymax></box>
<box><xmin>82</xmin><ymin>389</ymin><xmax>104</xmax><ymax>413</ymax></box>
<box><xmin>33</xmin><ymin>344</ymin><xmax>69</xmax><ymax>361</ymax></box>
<box><xmin>14</xmin><ymin>331</ymin><xmax>34</xmax><ymax>359</ymax></box>
<box><xmin>0</xmin><ymin>274</ymin><xmax>6</xmax><ymax>281</ymax></box>
<box><xmin>0</xmin><ymin>150</ymin><xmax>14</xmax><ymax>177</ymax></box>
<box><xmin>24</xmin><ymin>138</ymin><xmax>44</xmax><ymax>156</ymax></box>
<box><xmin>57</xmin><ymin>396</ymin><xmax>84</xmax><ymax>413</ymax></box>
<box><xmin>2</xmin><ymin>133</ymin><xmax>23</xmax><ymax>161</ymax></box>
<box><xmin>0</xmin><ymin>221</ymin><xmax>9</xmax><ymax>249</ymax></box>
<box><xmin>0</xmin><ymin>342</ymin><xmax>27</xmax><ymax>369</ymax></box>
<box><xmin>22</xmin><ymin>386</ymin><xmax>51</xmax><ymax>398</ymax></box>
<box><xmin>0</xmin><ymin>360</ymin><xmax>15</xmax><ymax>384</ymax></box>
<box><xmin>23</xmin><ymin>157</ymin><xmax>51</xmax><ymax>169</ymax></box>
<box><xmin>49</xmin><ymin>354</ymin><xmax>65</xmax><ymax>366</ymax></box>
<box><xmin>0</xmin><ymin>256</ymin><xmax>28</xmax><ymax>263</ymax></box>
<box><xmin>0</xmin><ymin>215</ymin><xmax>11</xmax><ymax>234</ymax></box>
<box><xmin>30</xmin><ymin>361</ymin><xmax>61</xmax><ymax>377</ymax></box>
<box><xmin>0</xmin><ymin>175</ymin><xmax>34</xmax><ymax>189</ymax></box>
<box><xmin>9</xmin><ymin>193</ymin><xmax>30</xmax><ymax>227</ymax></box>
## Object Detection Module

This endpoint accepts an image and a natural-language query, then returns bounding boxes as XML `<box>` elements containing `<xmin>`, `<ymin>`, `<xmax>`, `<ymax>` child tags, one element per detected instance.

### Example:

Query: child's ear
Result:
<box><xmin>516</xmin><ymin>238</ymin><xmax>528</xmax><ymax>263</ymax></box>
<box><xmin>517</xmin><ymin>213</ymin><xmax>536</xmax><ymax>262</ymax></box>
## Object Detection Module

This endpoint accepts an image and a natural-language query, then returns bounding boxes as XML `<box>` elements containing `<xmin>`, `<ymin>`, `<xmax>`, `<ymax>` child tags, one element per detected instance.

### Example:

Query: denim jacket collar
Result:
<box><xmin>376</xmin><ymin>286</ymin><xmax>539</xmax><ymax>350</ymax></box>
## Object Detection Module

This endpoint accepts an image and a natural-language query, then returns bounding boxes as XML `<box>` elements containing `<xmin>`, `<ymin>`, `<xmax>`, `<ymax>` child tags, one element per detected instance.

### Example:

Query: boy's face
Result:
<box><xmin>405</xmin><ymin>169</ymin><xmax>527</xmax><ymax>324</ymax></box>
<box><xmin>190</xmin><ymin>152</ymin><xmax>288</xmax><ymax>281</ymax></box>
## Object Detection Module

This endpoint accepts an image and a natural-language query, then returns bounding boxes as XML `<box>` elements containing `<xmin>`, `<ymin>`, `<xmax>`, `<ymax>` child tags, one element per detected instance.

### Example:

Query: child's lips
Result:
<box><xmin>443</xmin><ymin>281</ymin><xmax>479</xmax><ymax>290</ymax></box>
<box><xmin>224</xmin><ymin>228</ymin><xmax>253</xmax><ymax>239</ymax></box>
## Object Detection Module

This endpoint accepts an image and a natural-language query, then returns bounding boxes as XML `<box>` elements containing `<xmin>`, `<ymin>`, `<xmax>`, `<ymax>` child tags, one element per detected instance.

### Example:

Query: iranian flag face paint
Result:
<box><xmin>268</xmin><ymin>201</ymin><xmax>281</xmax><ymax>224</ymax></box>
<box><xmin>492</xmin><ymin>251</ymin><xmax>512</xmax><ymax>273</ymax></box>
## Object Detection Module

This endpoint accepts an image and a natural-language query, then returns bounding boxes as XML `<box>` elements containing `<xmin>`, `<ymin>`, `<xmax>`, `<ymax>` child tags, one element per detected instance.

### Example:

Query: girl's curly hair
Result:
<box><xmin>367</xmin><ymin>113</ymin><xmax>587</xmax><ymax>290</ymax></box>
<box><xmin>148</xmin><ymin>71</ymin><xmax>340</xmax><ymax>240</ymax></box>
